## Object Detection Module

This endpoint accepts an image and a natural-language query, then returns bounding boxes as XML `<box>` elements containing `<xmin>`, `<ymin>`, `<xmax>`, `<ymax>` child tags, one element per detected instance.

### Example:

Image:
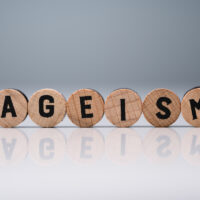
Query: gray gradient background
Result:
<box><xmin>0</xmin><ymin>0</ymin><xmax>200</xmax><ymax>92</ymax></box>
<box><xmin>0</xmin><ymin>1</ymin><xmax>200</xmax><ymax>199</ymax></box>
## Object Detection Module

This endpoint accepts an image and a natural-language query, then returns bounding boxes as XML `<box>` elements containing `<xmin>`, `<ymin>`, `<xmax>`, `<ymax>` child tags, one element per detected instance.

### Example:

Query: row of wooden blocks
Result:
<box><xmin>0</xmin><ymin>87</ymin><xmax>199</xmax><ymax>128</ymax></box>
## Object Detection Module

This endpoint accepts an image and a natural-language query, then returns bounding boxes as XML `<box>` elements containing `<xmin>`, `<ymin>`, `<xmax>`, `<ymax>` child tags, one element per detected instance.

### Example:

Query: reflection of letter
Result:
<box><xmin>67</xmin><ymin>129</ymin><xmax>104</xmax><ymax>164</ymax></box>
<box><xmin>0</xmin><ymin>129</ymin><xmax>27</xmax><ymax>166</ymax></box>
<box><xmin>106</xmin><ymin>129</ymin><xmax>141</xmax><ymax>164</ymax></box>
<box><xmin>121</xmin><ymin>134</ymin><xmax>126</xmax><ymax>156</ymax></box>
<box><xmin>2</xmin><ymin>138</ymin><xmax>17</xmax><ymax>160</ymax></box>
<box><xmin>190</xmin><ymin>136</ymin><xmax>200</xmax><ymax>155</ymax></box>
<box><xmin>39</xmin><ymin>138</ymin><xmax>54</xmax><ymax>160</ymax></box>
<box><xmin>182</xmin><ymin>129</ymin><xmax>200</xmax><ymax>165</ymax></box>
<box><xmin>29</xmin><ymin>129</ymin><xmax>65</xmax><ymax>166</ymax></box>
<box><xmin>80</xmin><ymin>137</ymin><xmax>93</xmax><ymax>159</ymax></box>
<box><xmin>144</xmin><ymin>128</ymin><xmax>180</xmax><ymax>164</ymax></box>
<box><xmin>157</xmin><ymin>136</ymin><xmax>171</xmax><ymax>157</ymax></box>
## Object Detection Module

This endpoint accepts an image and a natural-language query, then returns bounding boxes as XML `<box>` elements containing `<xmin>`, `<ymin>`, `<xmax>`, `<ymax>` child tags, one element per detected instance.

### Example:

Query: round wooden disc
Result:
<box><xmin>104</xmin><ymin>89</ymin><xmax>142</xmax><ymax>127</ymax></box>
<box><xmin>143</xmin><ymin>89</ymin><xmax>181</xmax><ymax>127</ymax></box>
<box><xmin>66</xmin><ymin>89</ymin><xmax>104</xmax><ymax>127</ymax></box>
<box><xmin>181</xmin><ymin>87</ymin><xmax>200</xmax><ymax>127</ymax></box>
<box><xmin>0</xmin><ymin>89</ymin><xmax>28</xmax><ymax>127</ymax></box>
<box><xmin>28</xmin><ymin>89</ymin><xmax>66</xmax><ymax>127</ymax></box>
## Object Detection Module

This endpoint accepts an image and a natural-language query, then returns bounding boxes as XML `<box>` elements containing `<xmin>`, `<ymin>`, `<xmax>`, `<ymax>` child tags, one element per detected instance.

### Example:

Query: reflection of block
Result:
<box><xmin>66</xmin><ymin>89</ymin><xmax>104</xmax><ymax>127</ymax></box>
<box><xmin>67</xmin><ymin>129</ymin><xmax>104</xmax><ymax>164</ymax></box>
<box><xmin>104</xmin><ymin>89</ymin><xmax>142</xmax><ymax>127</ymax></box>
<box><xmin>28</xmin><ymin>89</ymin><xmax>66</xmax><ymax>127</ymax></box>
<box><xmin>143</xmin><ymin>88</ymin><xmax>181</xmax><ymax>127</ymax></box>
<box><xmin>143</xmin><ymin>128</ymin><xmax>180</xmax><ymax>164</ymax></box>
<box><xmin>105</xmin><ymin>128</ymin><xmax>142</xmax><ymax>164</ymax></box>
<box><xmin>29</xmin><ymin>129</ymin><xmax>66</xmax><ymax>166</ymax></box>
<box><xmin>0</xmin><ymin>129</ymin><xmax>28</xmax><ymax>166</ymax></box>
<box><xmin>181</xmin><ymin>87</ymin><xmax>200</xmax><ymax>127</ymax></box>
<box><xmin>0</xmin><ymin>89</ymin><xmax>28</xmax><ymax>127</ymax></box>
<box><xmin>182</xmin><ymin>129</ymin><xmax>200</xmax><ymax>165</ymax></box>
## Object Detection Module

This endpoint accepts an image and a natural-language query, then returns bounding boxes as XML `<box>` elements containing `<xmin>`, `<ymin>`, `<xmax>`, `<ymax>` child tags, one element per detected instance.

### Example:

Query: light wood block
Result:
<box><xmin>104</xmin><ymin>89</ymin><xmax>142</xmax><ymax>127</ymax></box>
<box><xmin>28</xmin><ymin>89</ymin><xmax>66</xmax><ymax>127</ymax></box>
<box><xmin>66</xmin><ymin>89</ymin><xmax>104</xmax><ymax>127</ymax></box>
<box><xmin>181</xmin><ymin>87</ymin><xmax>200</xmax><ymax>127</ymax></box>
<box><xmin>0</xmin><ymin>89</ymin><xmax>28</xmax><ymax>127</ymax></box>
<box><xmin>143</xmin><ymin>88</ymin><xmax>181</xmax><ymax>127</ymax></box>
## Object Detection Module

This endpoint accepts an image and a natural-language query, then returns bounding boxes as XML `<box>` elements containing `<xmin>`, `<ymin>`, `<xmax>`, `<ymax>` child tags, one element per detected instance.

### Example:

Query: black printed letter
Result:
<box><xmin>156</xmin><ymin>97</ymin><xmax>172</xmax><ymax>119</ymax></box>
<box><xmin>189</xmin><ymin>99</ymin><xmax>200</xmax><ymax>120</ymax></box>
<box><xmin>39</xmin><ymin>95</ymin><xmax>54</xmax><ymax>117</ymax></box>
<box><xmin>120</xmin><ymin>99</ymin><xmax>126</xmax><ymax>121</ymax></box>
<box><xmin>80</xmin><ymin>96</ymin><xmax>93</xmax><ymax>118</ymax></box>
<box><xmin>1</xmin><ymin>96</ymin><xmax>17</xmax><ymax>118</ymax></box>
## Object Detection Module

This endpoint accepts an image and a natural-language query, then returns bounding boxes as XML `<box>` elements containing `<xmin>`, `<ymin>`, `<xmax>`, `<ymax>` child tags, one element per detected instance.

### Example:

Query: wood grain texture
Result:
<box><xmin>143</xmin><ymin>88</ymin><xmax>181</xmax><ymax>127</ymax></box>
<box><xmin>66</xmin><ymin>89</ymin><xmax>104</xmax><ymax>127</ymax></box>
<box><xmin>181</xmin><ymin>87</ymin><xmax>200</xmax><ymax>127</ymax></box>
<box><xmin>104</xmin><ymin>89</ymin><xmax>142</xmax><ymax>127</ymax></box>
<box><xmin>0</xmin><ymin>89</ymin><xmax>28</xmax><ymax>127</ymax></box>
<box><xmin>28</xmin><ymin>89</ymin><xmax>66</xmax><ymax>127</ymax></box>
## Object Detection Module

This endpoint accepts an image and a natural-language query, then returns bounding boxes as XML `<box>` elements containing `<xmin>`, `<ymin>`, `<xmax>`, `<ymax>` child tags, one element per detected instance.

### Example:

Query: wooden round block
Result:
<box><xmin>66</xmin><ymin>89</ymin><xmax>104</xmax><ymax>127</ymax></box>
<box><xmin>28</xmin><ymin>89</ymin><xmax>66</xmax><ymax>127</ymax></box>
<box><xmin>181</xmin><ymin>87</ymin><xmax>200</xmax><ymax>127</ymax></box>
<box><xmin>0</xmin><ymin>89</ymin><xmax>28</xmax><ymax>127</ymax></box>
<box><xmin>104</xmin><ymin>89</ymin><xmax>142</xmax><ymax>127</ymax></box>
<box><xmin>143</xmin><ymin>88</ymin><xmax>181</xmax><ymax>127</ymax></box>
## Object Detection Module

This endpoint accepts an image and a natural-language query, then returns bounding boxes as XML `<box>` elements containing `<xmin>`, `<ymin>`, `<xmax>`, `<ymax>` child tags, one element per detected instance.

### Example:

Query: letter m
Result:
<box><xmin>189</xmin><ymin>99</ymin><xmax>200</xmax><ymax>120</ymax></box>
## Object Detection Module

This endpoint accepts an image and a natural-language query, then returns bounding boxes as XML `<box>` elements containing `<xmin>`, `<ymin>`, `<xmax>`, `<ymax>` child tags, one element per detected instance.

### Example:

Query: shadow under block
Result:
<box><xmin>104</xmin><ymin>89</ymin><xmax>142</xmax><ymax>127</ymax></box>
<box><xmin>143</xmin><ymin>88</ymin><xmax>181</xmax><ymax>127</ymax></box>
<box><xmin>28</xmin><ymin>89</ymin><xmax>66</xmax><ymax>127</ymax></box>
<box><xmin>66</xmin><ymin>89</ymin><xmax>104</xmax><ymax>127</ymax></box>
<box><xmin>0</xmin><ymin>89</ymin><xmax>28</xmax><ymax>128</ymax></box>
<box><xmin>181</xmin><ymin>87</ymin><xmax>200</xmax><ymax>127</ymax></box>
